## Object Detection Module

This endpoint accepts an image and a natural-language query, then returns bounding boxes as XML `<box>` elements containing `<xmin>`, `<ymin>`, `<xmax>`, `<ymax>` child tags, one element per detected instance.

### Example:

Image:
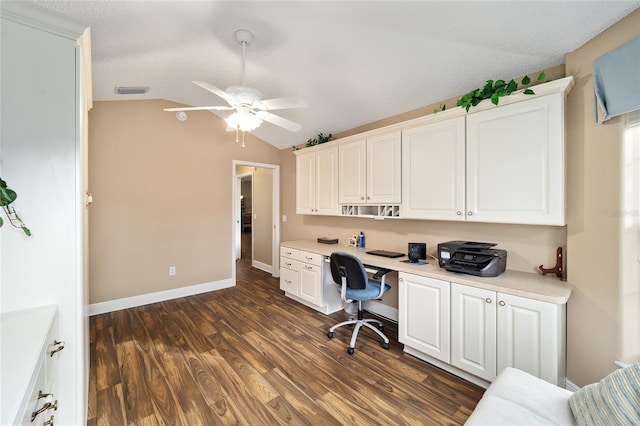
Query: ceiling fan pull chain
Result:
<box><xmin>242</xmin><ymin>130</ymin><xmax>246</xmax><ymax>148</ymax></box>
<box><xmin>235</xmin><ymin>127</ymin><xmax>240</xmax><ymax>143</ymax></box>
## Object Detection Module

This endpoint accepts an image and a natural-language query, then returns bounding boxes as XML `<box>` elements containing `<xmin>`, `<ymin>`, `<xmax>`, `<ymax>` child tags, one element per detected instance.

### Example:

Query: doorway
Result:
<box><xmin>232</xmin><ymin>161</ymin><xmax>280</xmax><ymax>282</ymax></box>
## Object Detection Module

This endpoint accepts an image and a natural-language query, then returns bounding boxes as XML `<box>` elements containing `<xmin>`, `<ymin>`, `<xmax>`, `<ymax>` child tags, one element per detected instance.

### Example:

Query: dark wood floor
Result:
<box><xmin>87</xmin><ymin>233</ymin><xmax>484</xmax><ymax>425</ymax></box>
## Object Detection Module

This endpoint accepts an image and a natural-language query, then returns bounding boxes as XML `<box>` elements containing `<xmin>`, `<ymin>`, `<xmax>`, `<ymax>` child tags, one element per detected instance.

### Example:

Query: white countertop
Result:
<box><xmin>1</xmin><ymin>304</ymin><xmax>58</xmax><ymax>426</ymax></box>
<box><xmin>281</xmin><ymin>240</ymin><xmax>572</xmax><ymax>304</ymax></box>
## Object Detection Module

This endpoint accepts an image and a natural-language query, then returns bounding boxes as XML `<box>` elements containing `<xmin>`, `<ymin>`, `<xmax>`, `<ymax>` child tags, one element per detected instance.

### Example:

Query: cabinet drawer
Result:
<box><xmin>298</xmin><ymin>250</ymin><xmax>323</xmax><ymax>266</ymax></box>
<box><xmin>280</xmin><ymin>267</ymin><xmax>298</xmax><ymax>295</ymax></box>
<box><xmin>280</xmin><ymin>247</ymin><xmax>299</xmax><ymax>260</ymax></box>
<box><xmin>280</xmin><ymin>258</ymin><xmax>300</xmax><ymax>272</ymax></box>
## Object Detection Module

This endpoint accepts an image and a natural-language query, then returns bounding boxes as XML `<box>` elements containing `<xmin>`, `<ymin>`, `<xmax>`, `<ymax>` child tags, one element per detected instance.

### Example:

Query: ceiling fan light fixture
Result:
<box><xmin>225</xmin><ymin>111</ymin><xmax>262</xmax><ymax>132</ymax></box>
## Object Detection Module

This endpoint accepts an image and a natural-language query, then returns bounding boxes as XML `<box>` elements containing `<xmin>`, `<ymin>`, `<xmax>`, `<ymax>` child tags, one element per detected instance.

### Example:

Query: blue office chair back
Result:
<box><xmin>330</xmin><ymin>252</ymin><xmax>367</xmax><ymax>290</ymax></box>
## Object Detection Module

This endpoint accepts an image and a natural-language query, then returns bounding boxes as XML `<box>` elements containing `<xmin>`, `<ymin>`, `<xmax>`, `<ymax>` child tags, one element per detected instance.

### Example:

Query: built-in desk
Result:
<box><xmin>281</xmin><ymin>240</ymin><xmax>572</xmax><ymax>388</ymax></box>
<box><xmin>281</xmin><ymin>240</ymin><xmax>572</xmax><ymax>304</ymax></box>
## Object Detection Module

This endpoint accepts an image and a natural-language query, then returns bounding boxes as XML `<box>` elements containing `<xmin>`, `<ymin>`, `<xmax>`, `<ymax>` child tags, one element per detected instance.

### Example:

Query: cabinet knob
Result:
<box><xmin>485</xmin><ymin>298</ymin><xmax>492</xmax><ymax>304</ymax></box>
<box><xmin>360</xmin><ymin>196</ymin><xmax>365</xmax><ymax>200</ymax></box>
<box><xmin>467</xmin><ymin>211</ymin><xmax>473</xmax><ymax>216</ymax></box>
<box><xmin>499</xmin><ymin>300</ymin><xmax>506</xmax><ymax>306</ymax></box>
<box><xmin>399</xmin><ymin>278</ymin><xmax>404</xmax><ymax>282</ymax></box>
<box><xmin>456</xmin><ymin>211</ymin><xmax>462</xmax><ymax>216</ymax></box>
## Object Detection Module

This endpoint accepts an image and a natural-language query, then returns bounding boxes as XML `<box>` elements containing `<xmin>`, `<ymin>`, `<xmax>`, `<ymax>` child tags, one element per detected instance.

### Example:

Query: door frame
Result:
<box><xmin>231</xmin><ymin>160</ymin><xmax>280</xmax><ymax>282</ymax></box>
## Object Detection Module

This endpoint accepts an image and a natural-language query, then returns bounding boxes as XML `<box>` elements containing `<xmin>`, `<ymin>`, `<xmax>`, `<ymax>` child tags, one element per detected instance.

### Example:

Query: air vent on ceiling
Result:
<box><xmin>115</xmin><ymin>86</ymin><xmax>150</xmax><ymax>95</ymax></box>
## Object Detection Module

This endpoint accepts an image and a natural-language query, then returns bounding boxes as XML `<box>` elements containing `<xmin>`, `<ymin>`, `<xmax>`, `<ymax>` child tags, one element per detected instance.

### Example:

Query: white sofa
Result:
<box><xmin>465</xmin><ymin>367</ymin><xmax>576</xmax><ymax>425</ymax></box>
<box><xmin>466</xmin><ymin>364</ymin><xmax>640</xmax><ymax>426</ymax></box>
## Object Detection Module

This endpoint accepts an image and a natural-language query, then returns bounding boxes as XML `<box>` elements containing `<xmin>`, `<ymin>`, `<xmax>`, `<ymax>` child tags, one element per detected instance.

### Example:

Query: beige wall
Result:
<box><xmin>565</xmin><ymin>10</ymin><xmax>640</xmax><ymax>386</ymax></box>
<box><xmin>88</xmin><ymin>99</ymin><xmax>282</xmax><ymax>304</ymax></box>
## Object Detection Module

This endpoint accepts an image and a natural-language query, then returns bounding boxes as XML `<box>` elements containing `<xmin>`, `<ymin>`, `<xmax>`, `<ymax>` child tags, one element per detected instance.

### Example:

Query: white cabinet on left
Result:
<box><xmin>296</xmin><ymin>146</ymin><xmax>339</xmax><ymax>215</ymax></box>
<box><xmin>1</xmin><ymin>306</ymin><xmax>65</xmax><ymax>426</ymax></box>
<box><xmin>280</xmin><ymin>247</ymin><xmax>343</xmax><ymax>314</ymax></box>
<box><xmin>1</xmin><ymin>3</ymin><xmax>92</xmax><ymax>425</ymax></box>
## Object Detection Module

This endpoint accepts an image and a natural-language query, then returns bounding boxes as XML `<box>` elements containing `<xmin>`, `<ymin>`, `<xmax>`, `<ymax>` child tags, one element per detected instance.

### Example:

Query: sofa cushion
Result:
<box><xmin>466</xmin><ymin>367</ymin><xmax>575</xmax><ymax>425</ymax></box>
<box><xmin>568</xmin><ymin>363</ymin><xmax>640</xmax><ymax>426</ymax></box>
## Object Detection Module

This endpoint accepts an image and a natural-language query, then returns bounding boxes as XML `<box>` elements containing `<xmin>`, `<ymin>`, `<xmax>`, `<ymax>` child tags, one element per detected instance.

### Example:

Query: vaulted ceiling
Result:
<box><xmin>32</xmin><ymin>1</ymin><xmax>640</xmax><ymax>149</ymax></box>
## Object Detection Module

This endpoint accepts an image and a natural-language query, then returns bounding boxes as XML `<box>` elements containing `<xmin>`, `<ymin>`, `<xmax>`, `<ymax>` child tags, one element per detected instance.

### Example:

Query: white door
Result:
<box><xmin>497</xmin><ymin>293</ymin><xmax>560</xmax><ymax>384</ymax></box>
<box><xmin>466</xmin><ymin>93</ymin><xmax>565</xmax><ymax>225</ymax></box>
<box><xmin>451</xmin><ymin>284</ymin><xmax>497</xmax><ymax>381</ymax></box>
<box><xmin>401</xmin><ymin>116</ymin><xmax>465</xmax><ymax>220</ymax></box>
<box><xmin>367</xmin><ymin>131</ymin><xmax>402</xmax><ymax>204</ymax></box>
<box><xmin>398</xmin><ymin>273</ymin><xmax>450</xmax><ymax>363</ymax></box>
<box><xmin>338</xmin><ymin>139</ymin><xmax>367</xmax><ymax>204</ymax></box>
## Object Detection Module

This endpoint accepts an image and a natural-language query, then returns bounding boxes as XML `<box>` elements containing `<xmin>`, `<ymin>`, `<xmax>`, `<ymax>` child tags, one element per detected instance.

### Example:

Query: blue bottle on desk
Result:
<box><xmin>358</xmin><ymin>232</ymin><xmax>365</xmax><ymax>248</ymax></box>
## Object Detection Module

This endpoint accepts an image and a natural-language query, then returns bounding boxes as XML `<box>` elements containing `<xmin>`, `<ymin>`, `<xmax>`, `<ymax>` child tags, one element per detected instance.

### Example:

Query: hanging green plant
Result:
<box><xmin>0</xmin><ymin>178</ymin><xmax>31</xmax><ymax>236</ymax></box>
<box><xmin>457</xmin><ymin>71</ymin><xmax>546</xmax><ymax>112</ymax></box>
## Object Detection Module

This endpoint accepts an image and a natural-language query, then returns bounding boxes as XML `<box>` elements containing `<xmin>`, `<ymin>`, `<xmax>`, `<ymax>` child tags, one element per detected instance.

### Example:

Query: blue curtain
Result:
<box><xmin>593</xmin><ymin>37</ymin><xmax>640</xmax><ymax>124</ymax></box>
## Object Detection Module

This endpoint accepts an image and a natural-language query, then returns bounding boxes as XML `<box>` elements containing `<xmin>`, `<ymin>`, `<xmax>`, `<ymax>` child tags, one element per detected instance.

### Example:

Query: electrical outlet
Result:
<box><xmin>282</xmin><ymin>215</ymin><xmax>287</xmax><ymax>223</ymax></box>
<box><xmin>169</xmin><ymin>266</ymin><xmax>176</xmax><ymax>276</ymax></box>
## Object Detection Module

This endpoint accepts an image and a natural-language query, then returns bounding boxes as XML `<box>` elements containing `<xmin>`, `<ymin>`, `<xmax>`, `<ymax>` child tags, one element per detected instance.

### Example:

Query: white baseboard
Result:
<box><xmin>565</xmin><ymin>378</ymin><xmax>581</xmax><ymax>392</ymax></box>
<box><xmin>88</xmin><ymin>278</ymin><xmax>234</xmax><ymax>316</ymax></box>
<box><xmin>252</xmin><ymin>260</ymin><xmax>272</xmax><ymax>274</ymax></box>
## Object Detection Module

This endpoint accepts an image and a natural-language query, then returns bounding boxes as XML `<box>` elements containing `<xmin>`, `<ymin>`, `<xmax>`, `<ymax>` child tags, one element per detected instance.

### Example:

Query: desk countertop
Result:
<box><xmin>281</xmin><ymin>240</ymin><xmax>572</xmax><ymax>304</ymax></box>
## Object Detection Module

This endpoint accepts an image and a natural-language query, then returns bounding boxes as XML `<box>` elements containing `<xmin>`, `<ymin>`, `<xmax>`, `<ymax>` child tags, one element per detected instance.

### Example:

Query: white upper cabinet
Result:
<box><xmin>338</xmin><ymin>139</ymin><xmax>367</xmax><ymax>204</ymax></box>
<box><xmin>466</xmin><ymin>92</ymin><xmax>566</xmax><ymax>225</ymax></box>
<box><xmin>401</xmin><ymin>115</ymin><xmax>466</xmax><ymax>220</ymax></box>
<box><xmin>339</xmin><ymin>131</ymin><xmax>402</xmax><ymax>204</ymax></box>
<box><xmin>296</xmin><ymin>146</ymin><xmax>339</xmax><ymax>215</ymax></box>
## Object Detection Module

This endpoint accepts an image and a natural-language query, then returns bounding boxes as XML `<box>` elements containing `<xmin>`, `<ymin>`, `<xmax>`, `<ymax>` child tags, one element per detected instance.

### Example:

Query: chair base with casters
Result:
<box><xmin>326</xmin><ymin>252</ymin><xmax>392</xmax><ymax>355</ymax></box>
<box><xmin>327</xmin><ymin>300</ymin><xmax>389</xmax><ymax>355</ymax></box>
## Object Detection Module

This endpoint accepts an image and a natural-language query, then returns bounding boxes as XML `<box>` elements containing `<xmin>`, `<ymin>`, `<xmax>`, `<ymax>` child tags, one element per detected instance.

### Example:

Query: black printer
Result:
<box><xmin>437</xmin><ymin>241</ymin><xmax>507</xmax><ymax>277</ymax></box>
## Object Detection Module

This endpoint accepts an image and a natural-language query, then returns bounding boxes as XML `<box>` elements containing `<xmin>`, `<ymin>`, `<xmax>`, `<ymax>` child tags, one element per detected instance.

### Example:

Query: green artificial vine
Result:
<box><xmin>457</xmin><ymin>71</ymin><xmax>546</xmax><ymax>112</ymax></box>
<box><xmin>292</xmin><ymin>132</ymin><xmax>333</xmax><ymax>151</ymax></box>
<box><xmin>0</xmin><ymin>178</ymin><xmax>31</xmax><ymax>236</ymax></box>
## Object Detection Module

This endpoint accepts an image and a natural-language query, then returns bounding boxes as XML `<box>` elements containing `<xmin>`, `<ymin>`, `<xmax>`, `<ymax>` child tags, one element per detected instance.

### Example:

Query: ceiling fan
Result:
<box><xmin>164</xmin><ymin>29</ymin><xmax>307</xmax><ymax>139</ymax></box>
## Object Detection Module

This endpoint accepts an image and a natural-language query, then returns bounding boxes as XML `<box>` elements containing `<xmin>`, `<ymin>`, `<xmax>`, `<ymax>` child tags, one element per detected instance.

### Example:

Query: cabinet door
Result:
<box><xmin>451</xmin><ymin>284</ymin><xmax>497</xmax><ymax>381</ymax></box>
<box><xmin>466</xmin><ymin>93</ymin><xmax>565</xmax><ymax>225</ymax></box>
<box><xmin>338</xmin><ymin>139</ymin><xmax>367</xmax><ymax>204</ymax></box>
<box><xmin>367</xmin><ymin>131</ymin><xmax>402</xmax><ymax>204</ymax></box>
<box><xmin>398</xmin><ymin>273</ymin><xmax>450</xmax><ymax>363</ymax></box>
<box><xmin>401</xmin><ymin>117</ymin><xmax>465</xmax><ymax>220</ymax></box>
<box><xmin>497</xmin><ymin>293</ymin><xmax>561</xmax><ymax>385</ymax></box>
<box><xmin>299</xmin><ymin>264</ymin><xmax>322</xmax><ymax>306</ymax></box>
<box><xmin>315</xmin><ymin>147</ymin><xmax>339</xmax><ymax>215</ymax></box>
<box><xmin>296</xmin><ymin>151</ymin><xmax>316</xmax><ymax>214</ymax></box>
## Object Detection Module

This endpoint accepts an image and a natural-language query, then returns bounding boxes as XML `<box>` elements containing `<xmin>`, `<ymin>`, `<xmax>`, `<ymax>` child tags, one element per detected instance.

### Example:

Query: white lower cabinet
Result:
<box><xmin>450</xmin><ymin>284</ymin><xmax>497</xmax><ymax>381</ymax></box>
<box><xmin>451</xmin><ymin>283</ymin><xmax>565</xmax><ymax>385</ymax></box>
<box><xmin>279</xmin><ymin>247</ymin><xmax>342</xmax><ymax>314</ymax></box>
<box><xmin>398</xmin><ymin>273</ymin><xmax>450</xmax><ymax>363</ymax></box>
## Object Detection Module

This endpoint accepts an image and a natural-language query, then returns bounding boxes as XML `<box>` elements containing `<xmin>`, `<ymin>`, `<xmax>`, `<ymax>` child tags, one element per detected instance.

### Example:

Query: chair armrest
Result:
<box><xmin>372</xmin><ymin>268</ymin><xmax>392</xmax><ymax>280</ymax></box>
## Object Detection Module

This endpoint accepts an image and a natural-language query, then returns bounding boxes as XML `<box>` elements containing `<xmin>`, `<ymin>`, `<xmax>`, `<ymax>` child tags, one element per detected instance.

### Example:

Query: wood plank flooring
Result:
<box><xmin>87</xmin><ymin>234</ymin><xmax>485</xmax><ymax>425</ymax></box>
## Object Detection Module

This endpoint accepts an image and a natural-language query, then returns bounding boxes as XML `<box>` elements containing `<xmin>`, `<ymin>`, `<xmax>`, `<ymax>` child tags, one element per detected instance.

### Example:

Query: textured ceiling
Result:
<box><xmin>31</xmin><ymin>1</ymin><xmax>640</xmax><ymax>149</ymax></box>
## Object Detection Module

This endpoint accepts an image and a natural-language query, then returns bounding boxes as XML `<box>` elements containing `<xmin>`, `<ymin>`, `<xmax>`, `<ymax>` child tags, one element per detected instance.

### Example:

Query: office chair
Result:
<box><xmin>327</xmin><ymin>251</ymin><xmax>392</xmax><ymax>355</ymax></box>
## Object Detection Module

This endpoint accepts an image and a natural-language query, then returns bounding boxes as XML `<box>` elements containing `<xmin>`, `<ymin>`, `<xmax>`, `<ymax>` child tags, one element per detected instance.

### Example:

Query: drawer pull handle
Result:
<box><xmin>43</xmin><ymin>415</ymin><xmax>55</xmax><ymax>426</ymax></box>
<box><xmin>31</xmin><ymin>400</ymin><xmax>57</xmax><ymax>421</ymax></box>
<box><xmin>49</xmin><ymin>340</ymin><xmax>65</xmax><ymax>357</ymax></box>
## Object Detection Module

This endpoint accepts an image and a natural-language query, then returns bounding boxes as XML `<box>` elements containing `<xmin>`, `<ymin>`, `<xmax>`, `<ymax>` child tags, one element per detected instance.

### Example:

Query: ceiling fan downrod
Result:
<box><xmin>234</xmin><ymin>29</ymin><xmax>253</xmax><ymax>87</ymax></box>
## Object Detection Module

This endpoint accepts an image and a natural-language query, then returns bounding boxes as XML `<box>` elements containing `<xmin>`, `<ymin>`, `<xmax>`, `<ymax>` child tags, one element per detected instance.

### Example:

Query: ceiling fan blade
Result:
<box><xmin>260</xmin><ymin>112</ymin><xmax>302</xmax><ymax>132</ymax></box>
<box><xmin>164</xmin><ymin>106</ymin><xmax>234</xmax><ymax>111</ymax></box>
<box><xmin>192</xmin><ymin>81</ymin><xmax>234</xmax><ymax>103</ymax></box>
<box><xmin>259</xmin><ymin>96</ymin><xmax>308</xmax><ymax>111</ymax></box>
